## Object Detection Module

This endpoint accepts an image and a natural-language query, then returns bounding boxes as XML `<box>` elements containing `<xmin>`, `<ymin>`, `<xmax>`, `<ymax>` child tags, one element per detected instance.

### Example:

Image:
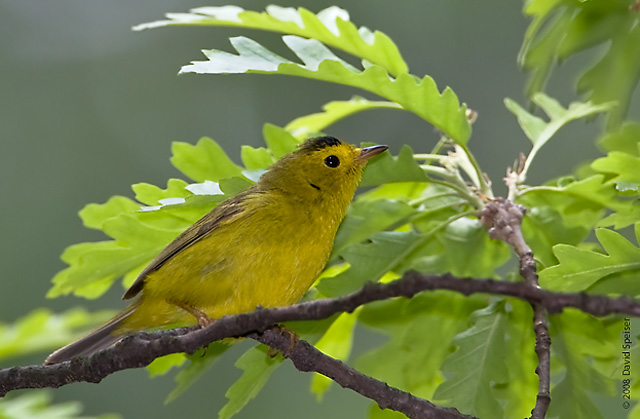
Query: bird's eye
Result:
<box><xmin>324</xmin><ymin>155</ymin><xmax>340</xmax><ymax>168</ymax></box>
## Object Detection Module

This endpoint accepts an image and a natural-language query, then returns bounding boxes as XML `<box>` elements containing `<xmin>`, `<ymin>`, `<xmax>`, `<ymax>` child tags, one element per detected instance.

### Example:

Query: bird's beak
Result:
<box><xmin>356</xmin><ymin>145</ymin><xmax>389</xmax><ymax>163</ymax></box>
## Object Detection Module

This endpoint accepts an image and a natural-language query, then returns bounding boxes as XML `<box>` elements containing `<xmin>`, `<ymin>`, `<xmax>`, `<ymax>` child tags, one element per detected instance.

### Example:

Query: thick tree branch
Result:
<box><xmin>481</xmin><ymin>198</ymin><xmax>550</xmax><ymax>419</ymax></box>
<box><xmin>2</xmin><ymin>270</ymin><xmax>640</xmax><ymax>414</ymax></box>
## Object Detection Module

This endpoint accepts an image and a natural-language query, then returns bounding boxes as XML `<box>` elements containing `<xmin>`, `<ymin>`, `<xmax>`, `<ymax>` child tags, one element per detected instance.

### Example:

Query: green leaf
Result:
<box><xmin>50</xmin><ymin>136</ymin><xmax>257</xmax><ymax>300</ymax></box>
<box><xmin>50</xmin><ymin>175</ymin><xmax>233</xmax><ymax>299</ymax></box>
<box><xmin>0</xmin><ymin>308</ymin><xmax>113</xmax><ymax>362</ymax></box>
<box><xmin>134</xmin><ymin>5</ymin><xmax>408</xmax><ymax>77</ymax></box>
<box><xmin>519</xmin><ymin>5</ymin><xmax>573</xmax><ymax>98</ymax></box>
<box><xmin>166</xmin><ymin>343</ymin><xmax>229</xmax><ymax>403</ymax></box>
<box><xmin>522</xmin><ymin>205</ymin><xmax>592</xmax><ymax>268</ymax></box>
<box><xmin>317</xmin><ymin>231</ymin><xmax>425</xmax><ymax>297</ymax></box>
<box><xmin>360</xmin><ymin>145</ymin><xmax>427</xmax><ymax>186</ymax></box>
<box><xmin>262</xmin><ymin>123</ymin><xmax>299</xmax><ymax>159</ymax></box>
<box><xmin>577</xmin><ymin>24</ymin><xmax>640</xmax><ymax>129</ymax></box>
<box><xmin>410</xmin><ymin>217</ymin><xmax>511</xmax><ymax>279</ymax></box>
<box><xmin>146</xmin><ymin>353</ymin><xmax>187</xmax><ymax>378</ymax></box>
<box><xmin>131</xmin><ymin>179</ymin><xmax>191</xmax><ymax>206</ymax></box>
<box><xmin>520</xmin><ymin>1</ymin><xmax>640</xmax><ymax>128</ymax></box>
<box><xmin>494</xmin><ymin>301</ymin><xmax>538</xmax><ymax>418</ymax></box>
<box><xmin>357</xmin><ymin>292</ymin><xmax>485</xmax><ymax>401</ymax></box>
<box><xmin>592</xmin><ymin>151</ymin><xmax>640</xmax><ymax>186</ymax></box>
<box><xmin>505</xmin><ymin>94</ymin><xmax>613</xmax><ymax>176</ymax></box>
<box><xmin>332</xmin><ymin>198</ymin><xmax>416</xmax><ymax>257</ymax></box>
<box><xmin>48</xmin><ymin>213</ymin><xmax>184</xmax><ymax>298</ymax></box>
<box><xmin>0</xmin><ymin>391</ymin><xmax>120</xmax><ymax>419</ymax></box>
<box><xmin>180</xmin><ymin>36</ymin><xmax>470</xmax><ymax>144</ymax></box>
<box><xmin>79</xmin><ymin>196</ymin><xmax>141</xmax><ymax>230</ymax></box>
<box><xmin>503</xmin><ymin>98</ymin><xmax>546</xmax><ymax>142</ymax></box>
<box><xmin>540</xmin><ymin>225</ymin><xmax>640</xmax><ymax>292</ymax></box>
<box><xmin>219</xmin><ymin>176</ymin><xmax>253</xmax><ymax>196</ymax></box>
<box><xmin>285</xmin><ymin>96</ymin><xmax>402</xmax><ymax>139</ymax></box>
<box><xmin>240</xmin><ymin>145</ymin><xmax>274</xmax><ymax>171</ymax></box>
<box><xmin>599</xmin><ymin>122</ymin><xmax>640</xmax><ymax>155</ymax></box>
<box><xmin>310</xmin><ymin>312</ymin><xmax>358</xmax><ymax>400</ymax></box>
<box><xmin>171</xmin><ymin>137</ymin><xmax>243</xmax><ymax>182</ymax></box>
<box><xmin>547</xmin><ymin>311</ymin><xmax>617</xmax><ymax>419</ymax></box>
<box><xmin>219</xmin><ymin>345</ymin><xmax>283</xmax><ymax>419</ymax></box>
<box><xmin>588</xmin><ymin>266</ymin><xmax>640</xmax><ymax>297</ymax></box>
<box><xmin>433</xmin><ymin>302</ymin><xmax>509</xmax><ymax>418</ymax></box>
<box><xmin>520</xmin><ymin>175</ymin><xmax>627</xmax><ymax>227</ymax></box>
<box><xmin>600</xmin><ymin>200</ymin><xmax>640</xmax><ymax>229</ymax></box>
<box><xmin>367</xmin><ymin>405</ymin><xmax>408</xmax><ymax>419</ymax></box>
<box><xmin>140</xmin><ymin>190</ymin><xmax>225</xmax><ymax>216</ymax></box>
<box><xmin>358</xmin><ymin>182</ymin><xmax>428</xmax><ymax>202</ymax></box>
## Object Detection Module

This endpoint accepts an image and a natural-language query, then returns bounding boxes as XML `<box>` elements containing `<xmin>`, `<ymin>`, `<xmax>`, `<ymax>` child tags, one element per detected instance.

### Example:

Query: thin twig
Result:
<box><xmin>481</xmin><ymin>198</ymin><xmax>550</xmax><ymax>418</ymax></box>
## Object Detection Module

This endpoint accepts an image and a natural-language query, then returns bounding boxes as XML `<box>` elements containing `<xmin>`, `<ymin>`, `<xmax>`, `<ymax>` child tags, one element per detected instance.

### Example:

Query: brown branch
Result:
<box><xmin>250</xmin><ymin>328</ymin><xmax>473</xmax><ymax>419</ymax></box>
<box><xmin>3</xmin><ymin>270</ymin><xmax>640</xmax><ymax>414</ymax></box>
<box><xmin>481</xmin><ymin>198</ymin><xmax>550</xmax><ymax>419</ymax></box>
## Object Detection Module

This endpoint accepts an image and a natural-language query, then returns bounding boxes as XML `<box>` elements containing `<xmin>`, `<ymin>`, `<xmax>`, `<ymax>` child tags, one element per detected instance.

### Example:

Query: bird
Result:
<box><xmin>45</xmin><ymin>136</ymin><xmax>388</xmax><ymax>365</ymax></box>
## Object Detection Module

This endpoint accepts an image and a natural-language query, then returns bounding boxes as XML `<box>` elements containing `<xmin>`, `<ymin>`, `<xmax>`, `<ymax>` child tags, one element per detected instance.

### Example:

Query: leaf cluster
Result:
<box><xmin>12</xmin><ymin>4</ymin><xmax>640</xmax><ymax>419</ymax></box>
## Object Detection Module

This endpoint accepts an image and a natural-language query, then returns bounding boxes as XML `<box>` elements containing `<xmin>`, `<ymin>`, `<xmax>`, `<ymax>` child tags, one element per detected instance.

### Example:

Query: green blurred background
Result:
<box><xmin>1</xmin><ymin>0</ymin><xmax>629</xmax><ymax>418</ymax></box>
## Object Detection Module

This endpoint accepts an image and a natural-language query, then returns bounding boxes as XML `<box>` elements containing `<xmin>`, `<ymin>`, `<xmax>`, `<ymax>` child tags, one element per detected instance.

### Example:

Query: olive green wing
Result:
<box><xmin>122</xmin><ymin>190</ymin><xmax>253</xmax><ymax>300</ymax></box>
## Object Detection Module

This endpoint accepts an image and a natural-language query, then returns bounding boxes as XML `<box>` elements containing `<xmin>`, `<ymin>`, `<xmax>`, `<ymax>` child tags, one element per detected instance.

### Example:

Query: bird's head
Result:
<box><xmin>259</xmin><ymin>136</ymin><xmax>388</xmax><ymax>204</ymax></box>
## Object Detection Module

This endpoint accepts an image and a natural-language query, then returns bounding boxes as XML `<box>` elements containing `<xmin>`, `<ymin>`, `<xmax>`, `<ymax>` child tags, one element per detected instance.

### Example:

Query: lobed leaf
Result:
<box><xmin>134</xmin><ymin>5</ymin><xmax>408</xmax><ymax>77</ymax></box>
<box><xmin>410</xmin><ymin>217</ymin><xmax>511</xmax><ymax>279</ymax></box>
<box><xmin>577</xmin><ymin>23</ymin><xmax>640</xmax><ymax>129</ymax></box>
<box><xmin>433</xmin><ymin>302</ymin><xmax>509</xmax><ymax>418</ymax></box>
<box><xmin>332</xmin><ymin>198</ymin><xmax>416</xmax><ymax>257</ymax></box>
<box><xmin>146</xmin><ymin>353</ymin><xmax>186</xmax><ymax>378</ymax></box>
<box><xmin>505</xmin><ymin>94</ymin><xmax>614</xmax><ymax>176</ymax></box>
<box><xmin>171</xmin><ymin>137</ymin><xmax>244</xmax><ymax>182</ymax></box>
<box><xmin>520</xmin><ymin>174</ymin><xmax>627</xmax><ymax>227</ymax></box>
<box><xmin>285</xmin><ymin>96</ymin><xmax>402</xmax><ymax>140</ymax></box>
<box><xmin>360</xmin><ymin>145</ymin><xmax>427</xmax><ymax>187</ymax></box>
<box><xmin>592</xmin><ymin>151</ymin><xmax>640</xmax><ymax>187</ymax></box>
<box><xmin>219</xmin><ymin>345</ymin><xmax>283</xmax><ymax>419</ymax></box>
<box><xmin>520</xmin><ymin>0</ymin><xmax>640</xmax><ymax>128</ymax></box>
<box><xmin>494</xmin><ymin>301</ymin><xmax>538</xmax><ymax>417</ymax></box>
<box><xmin>49</xmin><ymin>136</ymin><xmax>262</xmax><ymax>299</ymax></box>
<box><xmin>165</xmin><ymin>343</ymin><xmax>229</xmax><ymax>403</ymax></box>
<box><xmin>180</xmin><ymin>36</ymin><xmax>471</xmax><ymax>144</ymax></box>
<box><xmin>317</xmin><ymin>231</ymin><xmax>425</xmax><ymax>297</ymax></box>
<box><xmin>540</xmin><ymin>224</ymin><xmax>640</xmax><ymax>292</ymax></box>
<box><xmin>48</xmin><ymin>213</ymin><xmax>186</xmax><ymax>299</ymax></box>
<box><xmin>240</xmin><ymin>145</ymin><xmax>274</xmax><ymax>171</ymax></box>
<box><xmin>357</xmin><ymin>292</ymin><xmax>485</xmax><ymax>400</ymax></box>
<box><xmin>262</xmin><ymin>123</ymin><xmax>300</xmax><ymax>158</ymax></box>
<box><xmin>310</xmin><ymin>312</ymin><xmax>358</xmax><ymax>400</ymax></box>
<box><xmin>79</xmin><ymin>196</ymin><xmax>141</xmax><ymax>230</ymax></box>
<box><xmin>599</xmin><ymin>200</ymin><xmax>640</xmax><ymax>230</ymax></box>
<box><xmin>598</xmin><ymin>122</ymin><xmax>640</xmax><ymax>155</ymax></box>
<box><xmin>132</xmin><ymin>179</ymin><xmax>191</xmax><ymax>207</ymax></box>
<box><xmin>547</xmin><ymin>311</ymin><xmax>617</xmax><ymax>419</ymax></box>
<box><xmin>522</xmin><ymin>205</ymin><xmax>592</xmax><ymax>268</ymax></box>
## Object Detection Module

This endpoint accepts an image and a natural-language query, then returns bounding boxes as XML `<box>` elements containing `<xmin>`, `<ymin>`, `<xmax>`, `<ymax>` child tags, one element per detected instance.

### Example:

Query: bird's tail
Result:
<box><xmin>44</xmin><ymin>302</ymin><xmax>138</xmax><ymax>365</ymax></box>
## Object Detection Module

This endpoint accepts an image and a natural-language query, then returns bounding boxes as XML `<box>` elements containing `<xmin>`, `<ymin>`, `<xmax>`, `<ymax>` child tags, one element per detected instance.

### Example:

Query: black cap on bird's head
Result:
<box><xmin>297</xmin><ymin>136</ymin><xmax>343</xmax><ymax>152</ymax></box>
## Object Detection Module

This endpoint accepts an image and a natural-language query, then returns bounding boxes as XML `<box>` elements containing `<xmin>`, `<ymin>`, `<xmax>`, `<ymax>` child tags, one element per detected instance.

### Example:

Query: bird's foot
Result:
<box><xmin>170</xmin><ymin>300</ymin><xmax>213</xmax><ymax>328</ymax></box>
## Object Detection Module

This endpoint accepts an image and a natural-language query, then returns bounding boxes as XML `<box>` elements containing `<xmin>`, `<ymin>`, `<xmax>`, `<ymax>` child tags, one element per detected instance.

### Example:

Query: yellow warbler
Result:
<box><xmin>45</xmin><ymin>136</ymin><xmax>387</xmax><ymax>365</ymax></box>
